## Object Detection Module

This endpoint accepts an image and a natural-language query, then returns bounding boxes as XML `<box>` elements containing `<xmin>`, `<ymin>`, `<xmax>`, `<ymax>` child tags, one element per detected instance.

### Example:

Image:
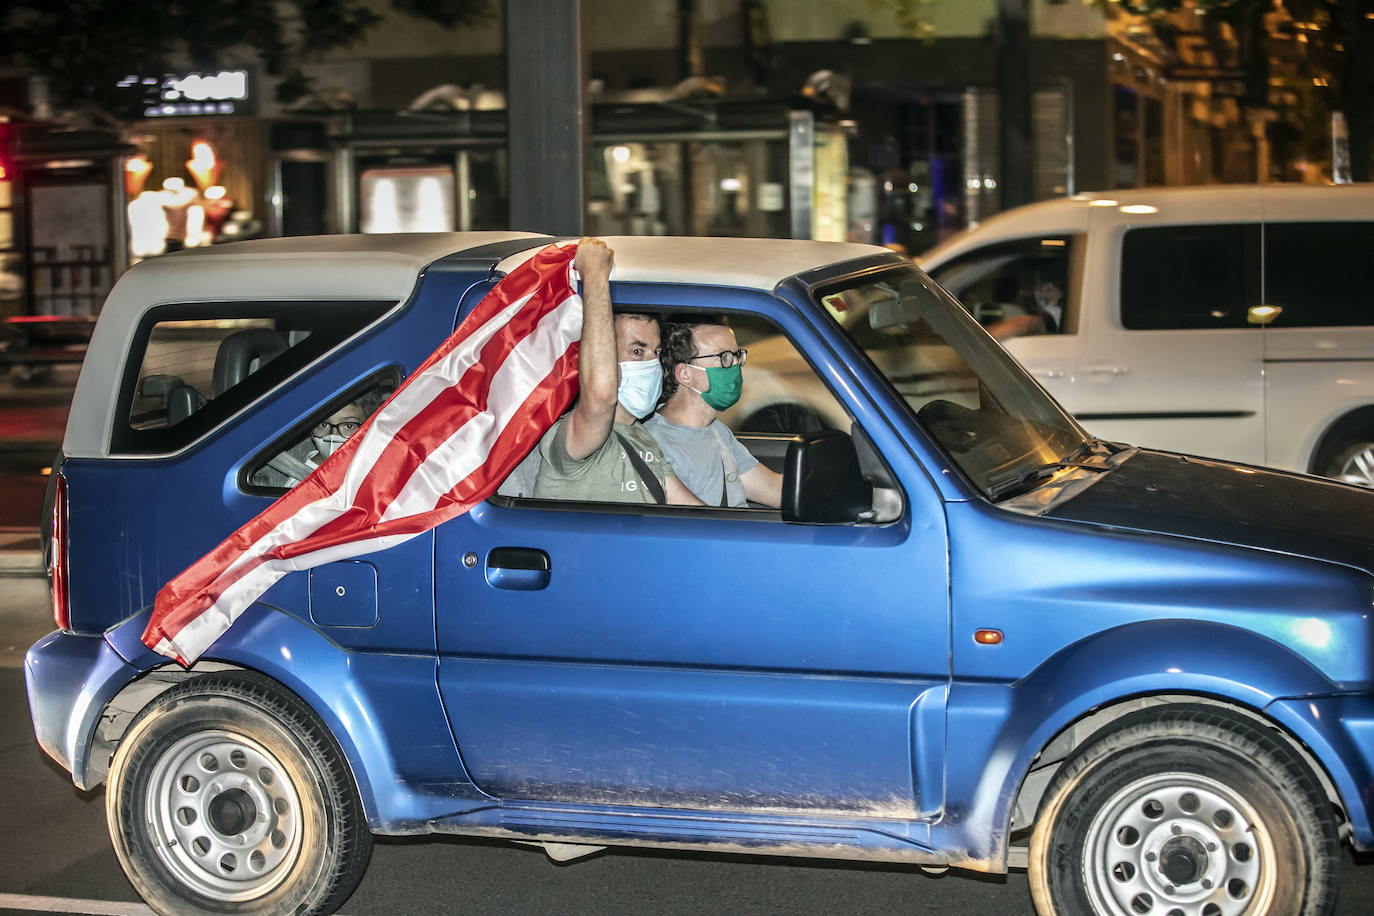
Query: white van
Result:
<box><xmin>919</xmin><ymin>185</ymin><xmax>1374</xmax><ymax>486</ymax></box>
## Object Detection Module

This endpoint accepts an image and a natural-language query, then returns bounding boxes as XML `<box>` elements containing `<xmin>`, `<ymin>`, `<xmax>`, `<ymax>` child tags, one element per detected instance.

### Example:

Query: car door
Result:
<box><xmin>1258</xmin><ymin>210</ymin><xmax>1374</xmax><ymax>475</ymax></box>
<box><xmin>1069</xmin><ymin>205</ymin><xmax>1266</xmax><ymax>463</ymax></box>
<box><xmin>433</xmin><ymin>282</ymin><xmax>951</xmax><ymax>819</ymax></box>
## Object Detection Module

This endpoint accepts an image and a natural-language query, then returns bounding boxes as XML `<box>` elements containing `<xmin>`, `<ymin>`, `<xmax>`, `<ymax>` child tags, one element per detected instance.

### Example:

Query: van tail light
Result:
<box><xmin>48</xmin><ymin>473</ymin><xmax>70</xmax><ymax>630</ymax></box>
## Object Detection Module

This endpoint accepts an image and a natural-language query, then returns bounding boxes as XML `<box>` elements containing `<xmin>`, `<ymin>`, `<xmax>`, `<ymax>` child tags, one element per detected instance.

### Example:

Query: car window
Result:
<box><xmin>720</xmin><ymin>314</ymin><xmax>847</xmax><ymax>436</ymax></box>
<box><xmin>244</xmin><ymin>371</ymin><xmax>400</xmax><ymax>493</ymax></box>
<box><xmin>1120</xmin><ymin>223</ymin><xmax>1260</xmax><ymax>330</ymax></box>
<box><xmin>926</xmin><ymin>236</ymin><xmax>1077</xmax><ymax>339</ymax></box>
<box><xmin>494</xmin><ymin>310</ymin><xmax>863</xmax><ymax>513</ymax></box>
<box><xmin>113</xmin><ymin>300</ymin><xmax>394</xmax><ymax>455</ymax></box>
<box><xmin>817</xmin><ymin>265</ymin><xmax>1086</xmax><ymax>499</ymax></box>
<box><xmin>1264</xmin><ymin>221</ymin><xmax>1374</xmax><ymax>327</ymax></box>
<box><xmin>128</xmin><ymin>318</ymin><xmax>298</xmax><ymax>430</ymax></box>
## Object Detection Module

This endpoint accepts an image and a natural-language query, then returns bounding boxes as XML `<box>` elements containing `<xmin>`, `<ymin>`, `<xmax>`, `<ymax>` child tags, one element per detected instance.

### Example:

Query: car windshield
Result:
<box><xmin>816</xmin><ymin>265</ymin><xmax>1089</xmax><ymax>499</ymax></box>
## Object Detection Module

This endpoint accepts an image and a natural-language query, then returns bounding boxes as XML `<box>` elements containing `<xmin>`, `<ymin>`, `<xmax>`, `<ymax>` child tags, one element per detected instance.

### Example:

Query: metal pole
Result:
<box><xmin>506</xmin><ymin>0</ymin><xmax>587</xmax><ymax>236</ymax></box>
<box><xmin>996</xmin><ymin>0</ymin><xmax>1033</xmax><ymax>210</ymax></box>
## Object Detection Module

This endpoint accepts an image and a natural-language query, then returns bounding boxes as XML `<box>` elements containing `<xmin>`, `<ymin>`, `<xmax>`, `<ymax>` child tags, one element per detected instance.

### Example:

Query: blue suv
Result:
<box><xmin>25</xmin><ymin>232</ymin><xmax>1374</xmax><ymax>915</ymax></box>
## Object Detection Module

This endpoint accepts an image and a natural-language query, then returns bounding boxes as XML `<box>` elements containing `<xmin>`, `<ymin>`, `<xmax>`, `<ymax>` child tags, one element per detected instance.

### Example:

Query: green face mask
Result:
<box><xmin>696</xmin><ymin>363</ymin><xmax>743</xmax><ymax>411</ymax></box>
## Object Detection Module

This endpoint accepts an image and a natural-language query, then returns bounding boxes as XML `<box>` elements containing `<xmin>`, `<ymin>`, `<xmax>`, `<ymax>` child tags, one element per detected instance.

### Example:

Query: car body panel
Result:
<box><xmin>1264</xmin><ymin>693</ymin><xmax>1374</xmax><ymax>847</ymax></box>
<box><xmin>25</xmin><ymin>629</ymin><xmax>140</xmax><ymax>788</ymax></box>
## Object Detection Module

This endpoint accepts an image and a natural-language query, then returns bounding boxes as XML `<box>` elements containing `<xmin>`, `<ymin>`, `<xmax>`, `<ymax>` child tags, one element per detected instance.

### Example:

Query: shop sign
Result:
<box><xmin>116</xmin><ymin>70</ymin><xmax>254</xmax><ymax>119</ymax></box>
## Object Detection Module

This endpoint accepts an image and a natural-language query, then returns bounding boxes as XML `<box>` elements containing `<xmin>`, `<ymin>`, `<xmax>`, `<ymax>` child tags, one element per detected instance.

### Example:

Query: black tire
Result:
<box><xmin>1316</xmin><ymin>436</ymin><xmax>1374</xmax><ymax>488</ymax></box>
<box><xmin>106</xmin><ymin>672</ymin><xmax>372</xmax><ymax>916</ymax></box>
<box><xmin>1028</xmin><ymin>705</ymin><xmax>1339</xmax><ymax>916</ymax></box>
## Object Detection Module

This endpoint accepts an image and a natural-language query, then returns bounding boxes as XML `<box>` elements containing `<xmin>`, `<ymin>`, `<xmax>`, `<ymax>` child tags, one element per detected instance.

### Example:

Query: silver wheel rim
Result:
<box><xmin>143</xmin><ymin>729</ymin><xmax>304</xmax><ymax>901</ymax></box>
<box><xmin>1082</xmin><ymin>771</ymin><xmax>1276</xmax><ymax>916</ymax></box>
<box><xmin>1334</xmin><ymin>443</ymin><xmax>1374</xmax><ymax>488</ymax></box>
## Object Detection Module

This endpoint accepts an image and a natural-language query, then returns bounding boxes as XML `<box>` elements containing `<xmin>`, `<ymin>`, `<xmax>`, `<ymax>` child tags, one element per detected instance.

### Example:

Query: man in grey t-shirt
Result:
<box><xmin>525</xmin><ymin>238</ymin><xmax>700</xmax><ymax>506</ymax></box>
<box><xmin>646</xmin><ymin>319</ymin><xmax>782</xmax><ymax>508</ymax></box>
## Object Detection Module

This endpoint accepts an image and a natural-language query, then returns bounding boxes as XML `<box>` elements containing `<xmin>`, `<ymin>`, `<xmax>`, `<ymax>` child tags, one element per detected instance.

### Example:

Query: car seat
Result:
<box><xmin>212</xmin><ymin>328</ymin><xmax>289</xmax><ymax>397</ymax></box>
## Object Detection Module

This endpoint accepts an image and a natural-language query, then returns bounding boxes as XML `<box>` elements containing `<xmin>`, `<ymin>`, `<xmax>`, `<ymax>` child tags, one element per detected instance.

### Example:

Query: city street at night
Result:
<box><xmin>6</xmin><ymin>2</ymin><xmax>1374</xmax><ymax>914</ymax></box>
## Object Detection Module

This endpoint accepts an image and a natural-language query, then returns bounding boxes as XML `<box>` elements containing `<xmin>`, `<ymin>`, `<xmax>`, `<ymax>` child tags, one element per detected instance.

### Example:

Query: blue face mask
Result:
<box><xmin>617</xmin><ymin>358</ymin><xmax>663</xmax><ymax>419</ymax></box>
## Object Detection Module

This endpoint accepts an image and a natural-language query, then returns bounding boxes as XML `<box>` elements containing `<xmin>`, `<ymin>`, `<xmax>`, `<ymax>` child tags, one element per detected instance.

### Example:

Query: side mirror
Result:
<box><xmin>782</xmin><ymin>430</ymin><xmax>874</xmax><ymax>524</ymax></box>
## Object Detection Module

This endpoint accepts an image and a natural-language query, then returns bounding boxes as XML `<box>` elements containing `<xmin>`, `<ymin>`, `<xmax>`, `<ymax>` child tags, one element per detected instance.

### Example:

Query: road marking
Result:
<box><xmin>0</xmin><ymin>895</ymin><xmax>358</xmax><ymax>916</ymax></box>
<box><xmin>0</xmin><ymin>894</ymin><xmax>154</xmax><ymax>915</ymax></box>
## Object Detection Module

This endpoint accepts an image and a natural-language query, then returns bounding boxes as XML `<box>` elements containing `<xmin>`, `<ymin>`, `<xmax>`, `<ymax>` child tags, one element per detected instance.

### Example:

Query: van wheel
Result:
<box><xmin>1318</xmin><ymin>438</ymin><xmax>1374</xmax><ymax>488</ymax></box>
<box><xmin>106</xmin><ymin>672</ymin><xmax>371</xmax><ymax>916</ymax></box>
<box><xmin>1028</xmin><ymin>705</ymin><xmax>1338</xmax><ymax>916</ymax></box>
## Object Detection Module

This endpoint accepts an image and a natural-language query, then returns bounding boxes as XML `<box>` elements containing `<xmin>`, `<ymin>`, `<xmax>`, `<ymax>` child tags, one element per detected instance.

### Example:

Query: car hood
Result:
<box><xmin>1043</xmin><ymin>450</ymin><xmax>1374</xmax><ymax>576</ymax></box>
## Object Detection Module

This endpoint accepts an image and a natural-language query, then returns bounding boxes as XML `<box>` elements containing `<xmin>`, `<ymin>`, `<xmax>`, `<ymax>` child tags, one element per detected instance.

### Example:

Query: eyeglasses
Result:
<box><xmin>688</xmin><ymin>348</ymin><xmax>748</xmax><ymax>368</ymax></box>
<box><xmin>312</xmin><ymin>418</ymin><xmax>363</xmax><ymax>437</ymax></box>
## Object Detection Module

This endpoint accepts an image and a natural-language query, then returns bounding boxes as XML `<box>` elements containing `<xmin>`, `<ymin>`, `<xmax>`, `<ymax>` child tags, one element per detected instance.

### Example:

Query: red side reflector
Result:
<box><xmin>50</xmin><ymin>474</ymin><xmax>70</xmax><ymax>630</ymax></box>
<box><xmin>974</xmin><ymin>628</ymin><xmax>1003</xmax><ymax>645</ymax></box>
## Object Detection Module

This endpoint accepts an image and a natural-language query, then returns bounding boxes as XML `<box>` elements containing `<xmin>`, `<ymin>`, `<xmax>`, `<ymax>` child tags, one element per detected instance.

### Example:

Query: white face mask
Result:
<box><xmin>311</xmin><ymin>434</ymin><xmax>347</xmax><ymax>460</ymax></box>
<box><xmin>617</xmin><ymin>357</ymin><xmax>663</xmax><ymax>419</ymax></box>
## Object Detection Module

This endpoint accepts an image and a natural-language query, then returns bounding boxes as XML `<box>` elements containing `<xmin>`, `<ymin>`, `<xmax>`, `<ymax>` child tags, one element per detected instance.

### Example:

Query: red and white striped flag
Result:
<box><xmin>143</xmin><ymin>242</ymin><xmax>583</xmax><ymax>665</ymax></box>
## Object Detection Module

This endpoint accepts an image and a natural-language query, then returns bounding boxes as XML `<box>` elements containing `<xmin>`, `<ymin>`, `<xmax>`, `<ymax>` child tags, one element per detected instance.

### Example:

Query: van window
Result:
<box><xmin>926</xmin><ymin>237</ymin><xmax>1075</xmax><ymax>340</ymax></box>
<box><xmin>1120</xmin><ymin>224</ymin><xmax>1260</xmax><ymax>330</ymax></box>
<box><xmin>113</xmin><ymin>300</ymin><xmax>394</xmax><ymax>455</ymax></box>
<box><xmin>1264</xmin><ymin>222</ymin><xmax>1374</xmax><ymax>327</ymax></box>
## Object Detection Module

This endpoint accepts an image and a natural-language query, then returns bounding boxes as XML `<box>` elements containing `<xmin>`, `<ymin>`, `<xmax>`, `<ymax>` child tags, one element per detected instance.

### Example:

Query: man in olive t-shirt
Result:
<box><xmin>534</xmin><ymin>413</ymin><xmax>674</xmax><ymax>503</ymax></box>
<box><xmin>529</xmin><ymin>238</ymin><xmax>700</xmax><ymax>506</ymax></box>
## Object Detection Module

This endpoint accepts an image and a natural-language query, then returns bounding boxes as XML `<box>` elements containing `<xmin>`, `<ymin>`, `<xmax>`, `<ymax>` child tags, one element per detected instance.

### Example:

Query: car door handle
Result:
<box><xmin>485</xmin><ymin>547</ymin><xmax>551</xmax><ymax>591</ymax></box>
<box><xmin>1084</xmin><ymin>364</ymin><xmax>1129</xmax><ymax>375</ymax></box>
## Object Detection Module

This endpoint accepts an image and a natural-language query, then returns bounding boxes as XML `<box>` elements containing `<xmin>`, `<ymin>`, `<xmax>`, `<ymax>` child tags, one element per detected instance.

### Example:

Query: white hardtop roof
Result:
<box><xmin>104</xmin><ymin>231</ymin><xmax>551</xmax><ymax>317</ymax></box>
<box><xmin>920</xmin><ymin>183</ymin><xmax>1374</xmax><ymax>266</ymax></box>
<box><xmin>68</xmin><ymin>232</ymin><xmax>549</xmax><ymax>459</ymax></box>
<box><xmin>500</xmin><ymin>235</ymin><xmax>892</xmax><ymax>292</ymax></box>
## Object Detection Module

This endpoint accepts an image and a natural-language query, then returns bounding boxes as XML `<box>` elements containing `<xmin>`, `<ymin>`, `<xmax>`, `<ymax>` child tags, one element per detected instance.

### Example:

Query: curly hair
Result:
<box><xmin>658</xmin><ymin>315</ymin><xmax>730</xmax><ymax>405</ymax></box>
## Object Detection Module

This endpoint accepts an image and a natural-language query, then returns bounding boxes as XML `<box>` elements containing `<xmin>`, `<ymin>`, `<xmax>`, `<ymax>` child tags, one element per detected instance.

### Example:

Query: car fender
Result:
<box><xmin>25</xmin><ymin>628</ymin><xmax>143</xmax><ymax>790</ymax></box>
<box><xmin>102</xmin><ymin>604</ymin><xmax>489</xmax><ymax>831</ymax></box>
<box><xmin>943</xmin><ymin>619</ymin><xmax>1342</xmax><ymax>867</ymax></box>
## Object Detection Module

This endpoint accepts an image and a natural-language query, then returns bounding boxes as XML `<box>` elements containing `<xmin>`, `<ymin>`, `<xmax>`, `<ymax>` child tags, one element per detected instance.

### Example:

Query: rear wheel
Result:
<box><xmin>1028</xmin><ymin>705</ymin><xmax>1338</xmax><ymax>916</ymax></box>
<box><xmin>106</xmin><ymin>672</ymin><xmax>371</xmax><ymax>916</ymax></box>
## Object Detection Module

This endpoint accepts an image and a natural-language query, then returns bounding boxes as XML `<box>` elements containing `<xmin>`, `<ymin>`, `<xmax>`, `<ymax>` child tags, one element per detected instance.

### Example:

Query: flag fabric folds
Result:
<box><xmin>143</xmin><ymin>242</ymin><xmax>583</xmax><ymax>665</ymax></box>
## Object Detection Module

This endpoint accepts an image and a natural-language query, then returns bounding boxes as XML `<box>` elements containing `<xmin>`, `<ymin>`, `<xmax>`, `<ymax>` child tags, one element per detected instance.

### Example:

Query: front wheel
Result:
<box><xmin>1317</xmin><ymin>437</ymin><xmax>1374</xmax><ymax>488</ymax></box>
<box><xmin>106</xmin><ymin>672</ymin><xmax>371</xmax><ymax>916</ymax></box>
<box><xmin>1028</xmin><ymin>705</ymin><xmax>1338</xmax><ymax>916</ymax></box>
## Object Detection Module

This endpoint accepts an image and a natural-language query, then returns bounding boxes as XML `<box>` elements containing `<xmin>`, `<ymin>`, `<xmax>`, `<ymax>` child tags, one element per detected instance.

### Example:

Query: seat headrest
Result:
<box><xmin>212</xmin><ymin>328</ymin><xmax>289</xmax><ymax>397</ymax></box>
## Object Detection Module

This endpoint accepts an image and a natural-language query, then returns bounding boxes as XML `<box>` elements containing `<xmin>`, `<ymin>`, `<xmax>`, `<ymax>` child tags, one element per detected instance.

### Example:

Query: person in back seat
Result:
<box><xmin>266</xmin><ymin>388</ymin><xmax>384</xmax><ymax>488</ymax></box>
<box><xmin>645</xmin><ymin>319</ymin><xmax>782</xmax><ymax>508</ymax></box>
